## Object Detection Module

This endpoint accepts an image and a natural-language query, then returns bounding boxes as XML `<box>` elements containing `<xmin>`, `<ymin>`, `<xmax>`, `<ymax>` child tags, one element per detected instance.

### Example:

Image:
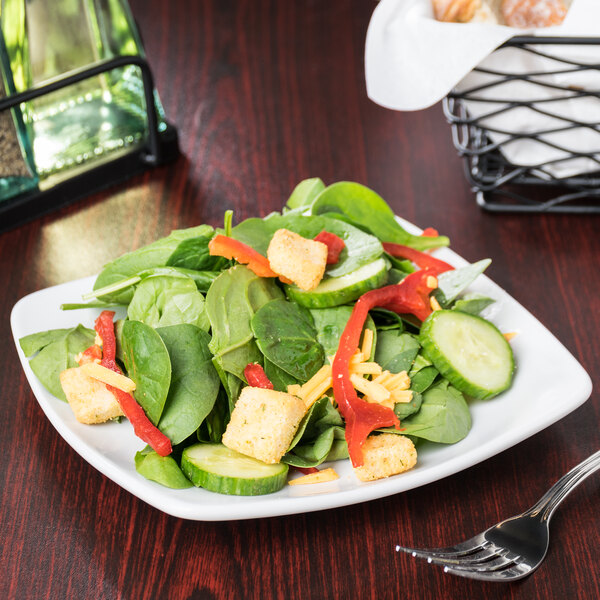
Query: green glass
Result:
<box><xmin>0</xmin><ymin>0</ymin><xmax>165</xmax><ymax>196</ymax></box>
<box><xmin>0</xmin><ymin>9</ymin><xmax>38</xmax><ymax>203</ymax></box>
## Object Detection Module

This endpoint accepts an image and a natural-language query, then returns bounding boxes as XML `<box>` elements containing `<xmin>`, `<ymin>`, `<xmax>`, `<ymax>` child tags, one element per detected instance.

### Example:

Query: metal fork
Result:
<box><xmin>396</xmin><ymin>449</ymin><xmax>600</xmax><ymax>581</ymax></box>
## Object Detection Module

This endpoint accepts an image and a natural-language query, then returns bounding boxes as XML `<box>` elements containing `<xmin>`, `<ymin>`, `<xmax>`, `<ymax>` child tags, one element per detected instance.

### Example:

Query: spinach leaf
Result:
<box><xmin>282</xmin><ymin>397</ymin><xmax>347</xmax><ymax>467</ymax></box>
<box><xmin>20</xmin><ymin>328</ymin><xmax>78</xmax><ymax>357</ymax></box>
<box><xmin>246</xmin><ymin>276</ymin><xmax>284</xmax><ymax>312</ymax></box>
<box><xmin>166</xmin><ymin>234</ymin><xmax>229</xmax><ymax>272</ymax></box>
<box><xmin>198</xmin><ymin>389</ymin><xmax>230</xmax><ymax>443</ymax></box>
<box><xmin>310</xmin><ymin>182</ymin><xmax>449</xmax><ymax>251</ymax></box>
<box><xmin>286</xmin><ymin>177</ymin><xmax>325</xmax><ymax>210</ymax></box>
<box><xmin>127</xmin><ymin>275</ymin><xmax>210</xmax><ymax>331</ymax></box>
<box><xmin>310</xmin><ymin>306</ymin><xmax>377</xmax><ymax>358</ymax></box>
<box><xmin>410</xmin><ymin>366</ymin><xmax>439</xmax><ymax>393</ymax></box>
<box><xmin>284</xmin><ymin>426</ymin><xmax>347</xmax><ymax>467</ymax></box>
<box><xmin>264</xmin><ymin>358</ymin><xmax>299</xmax><ymax>392</ymax></box>
<box><xmin>206</xmin><ymin>266</ymin><xmax>281</xmax><ymax>405</ymax></box>
<box><xmin>232</xmin><ymin>213</ymin><xmax>383</xmax><ymax>278</ymax></box>
<box><xmin>452</xmin><ymin>293</ymin><xmax>495</xmax><ymax>316</ymax></box>
<box><xmin>121</xmin><ymin>320</ymin><xmax>171</xmax><ymax>425</ymax></box>
<box><xmin>435</xmin><ymin>259</ymin><xmax>491</xmax><ymax>307</ymax></box>
<box><xmin>252</xmin><ymin>299</ymin><xmax>325</xmax><ymax>381</ymax></box>
<box><xmin>87</xmin><ymin>266</ymin><xmax>219</xmax><ymax>302</ymax></box>
<box><xmin>409</xmin><ymin>353</ymin><xmax>439</xmax><ymax>394</ymax></box>
<box><xmin>93</xmin><ymin>224</ymin><xmax>213</xmax><ymax>304</ymax></box>
<box><xmin>20</xmin><ymin>325</ymin><xmax>96</xmax><ymax>401</ymax></box>
<box><xmin>394</xmin><ymin>391</ymin><xmax>423</xmax><ymax>420</ymax></box>
<box><xmin>383</xmin><ymin>380</ymin><xmax>471</xmax><ymax>444</ymax></box>
<box><xmin>134</xmin><ymin>446</ymin><xmax>192</xmax><ymax>489</ymax></box>
<box><xmin>156</xmin><ymin>324</ymin><xmax>220</xmax><ymax>444</ymax></box>
<box><xmin>374</xmin><ymin>330</ymin><xmax>420</xmax><ymax>373</ymax></box>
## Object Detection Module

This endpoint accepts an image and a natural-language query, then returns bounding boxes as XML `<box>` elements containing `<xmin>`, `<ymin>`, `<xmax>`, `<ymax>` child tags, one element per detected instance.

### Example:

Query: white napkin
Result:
<box><xmin>365</xmin><ymin>0</ymin><xmax>600</xmax><ymax>178</ymax></box>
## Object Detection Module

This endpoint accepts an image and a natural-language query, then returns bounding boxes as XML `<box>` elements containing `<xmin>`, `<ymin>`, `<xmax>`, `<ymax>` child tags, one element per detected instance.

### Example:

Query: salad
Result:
<box><xmin>19</xmin><ymin>179</ymin><xmax>515</xmax><ymax>496</ymax></box>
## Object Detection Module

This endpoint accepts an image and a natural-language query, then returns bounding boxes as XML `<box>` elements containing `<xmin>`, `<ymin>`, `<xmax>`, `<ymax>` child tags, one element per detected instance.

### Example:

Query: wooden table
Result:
<box><xmin>1</xmin><ymin>1</ymin><xmax>598</xmax><ymax>598</ymax></box>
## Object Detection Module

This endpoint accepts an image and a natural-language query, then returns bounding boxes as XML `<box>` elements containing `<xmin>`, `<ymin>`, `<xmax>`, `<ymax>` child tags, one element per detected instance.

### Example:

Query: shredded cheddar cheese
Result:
<box><xmin>80</xmin><ymin>362</ymin><xmax>136</xmax><ymax>393</ymax></box>
<box><xmin>288</xmin><ymin>467</ymin><xmax>339</xmax><ymax>485</ymax></box>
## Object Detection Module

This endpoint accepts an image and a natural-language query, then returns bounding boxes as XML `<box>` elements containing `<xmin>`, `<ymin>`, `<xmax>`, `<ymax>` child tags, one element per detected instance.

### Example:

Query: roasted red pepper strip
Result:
<box><xmin>294</xmin><ymin>466</ymin><xmax>319</xmax><ymax>475</ymax></box>
<box><xmin>314</xmin><ymin>230</ymin><xmax>345</xmax><ymax>264</ymax></box>
<box><xmin>78</xmin><ymin>344</ymin><xmax>102</xmax><ymax>365</ymax></box>
<box><xmin>332</xmin><ymin>269</ymin><xmax>445</xmax><ymax>466</ymax></box>
<box><xmin>94</xmin><ymin>310</ymin><xmax>172</xmax><ymax>457</ymax></box>
<box><xmin>421</xmin><ymin>227</ymin><xmax>439</xmax><ymax>237</ymax></box>
<box><xmin>208</xmin><ymin>234</ymin><xmax>280</xmax><ymax>278</ymax></box>
<box><xmin>382</xmin><ymin>242</ymin><xmax>454</xmax><ymax>273</ymax></box>
<box><xmin>244</xmin><ymin>363</ymin><xmax>274</xmax><ymax>389</ymax></box>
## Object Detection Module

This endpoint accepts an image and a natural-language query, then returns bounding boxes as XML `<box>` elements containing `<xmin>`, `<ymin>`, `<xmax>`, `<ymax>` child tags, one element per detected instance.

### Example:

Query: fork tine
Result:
<box><xmin>439</xmin><ymin>552</ymin><xmax>518</xmax><ymax>571</ymax></box>
<box><xmin>444</xmin><ymin>561</ymin><xmax>533</xmax><ymax>582</ymax></box>
<box><xmin>398</xmin><ymin>544</ymin><xmax>497</xmax><ymax>563</ymax></box>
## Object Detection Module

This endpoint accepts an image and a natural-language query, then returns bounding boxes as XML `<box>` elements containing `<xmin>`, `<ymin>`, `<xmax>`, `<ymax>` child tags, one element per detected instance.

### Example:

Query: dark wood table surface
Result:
<box><xmin>1</xmin><ymin>1</ymin><xmax>598</xmax><ymax>598</ymax></box>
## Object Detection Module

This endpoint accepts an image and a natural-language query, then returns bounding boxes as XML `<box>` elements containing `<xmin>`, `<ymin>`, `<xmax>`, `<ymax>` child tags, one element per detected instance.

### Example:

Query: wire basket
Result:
<box><xmin>444</xmin><ymin>36</ymin><xmax>600</xmax><ymax>213</ymax></box>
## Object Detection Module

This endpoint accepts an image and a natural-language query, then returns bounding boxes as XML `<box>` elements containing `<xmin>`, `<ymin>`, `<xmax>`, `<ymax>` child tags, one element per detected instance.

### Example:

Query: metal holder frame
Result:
<box><xmin>0</xmin><ymin>55</ymin><xmax>179</xmax><ymax>232</ymax></box>
<box><xmin>443</xmin><ymin>36</ymin><xmax>600</xmax><ymax>213</ymax></box>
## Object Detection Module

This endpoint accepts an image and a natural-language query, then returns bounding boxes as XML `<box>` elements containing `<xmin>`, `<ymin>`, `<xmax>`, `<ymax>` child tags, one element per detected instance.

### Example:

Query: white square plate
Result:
<box><xmin>11</xmin><ymin>245</ymin><xmax>592</xmax><ymax>521</ymax></box>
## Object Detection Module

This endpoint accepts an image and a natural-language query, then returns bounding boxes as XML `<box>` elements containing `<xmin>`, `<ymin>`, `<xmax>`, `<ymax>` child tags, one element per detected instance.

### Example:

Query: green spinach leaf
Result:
<box><xmin>134</xmin><ymin>446</ymin><xmax>192</xmax><ymax>488</ymax></box>
<box><xmin>127</xmin><ymin>275</ymin><xmax>210</xmax><ymax>331</ymax></box>
<box><xmin>310</xmin><ymin>306</ymin><xmax>377</xmax><ymax>358</ymax></box>
<box><xmin>374</xmin><ymin>330</ymin><xmax>420</xmax><ymax>373</ymax></box>
<box><xmin>394</xmin><ymin>391</ymin><xmax>423</xmax><ymax>420</ymax></box>
<box><xmin>252</xmin><ymin>299</ymin><xmax>325</xmax><ymax>381</ymax></box>
<box><xmin>310</xmin><ymin>182</ymin><xmax>449</xmax><ymax>251</ymax></box>
<box><xmin>452</xmin><ymin>293</ymin><xmax>495</xmax><ymax>316</ymax></box>
<box><xmin>156</xmin><ymin>324</ymin><xmax>220</xmax><ymax>444</ymax></box>
<box><xmin>435</xmin><ymin>259</ymin><xmax>491</xmax><ymax>307</ymax></box>
<box><xmin>166</xmin><ymin>234</ymin><xmax>229</xmax><ymax>272</ymax></box>
<box><xmin>206</xmin><ymin>266</ymin><xmax>281</xmax><ymax>405</ymax></box>
<box><xmin>383</xmin><ymin>380</ymin><xmax>471</xmax><ymax>444</ymax></box>
<box><xmin>20</xmin><ymin>325</ymin><xmax>96</xmax><ymax>401</ymax></box>
<box><xmin>93</xmin><ymin>224</ymin><xmax>213</xmax><ymax>303</ymax></box>
<box><xmin>286</xmin><ymin>177</ymin><xmax>325</xmax><ymax>210</ymax></box>
<box><xmin>264</xmin><ymin>358</ymin><xmax>299</xmax><ymax>392</ymax></box>
<box><xmin>121</xmin><ymin>320</ymin><xmax>171</xmax><ymax>425</ymax></box>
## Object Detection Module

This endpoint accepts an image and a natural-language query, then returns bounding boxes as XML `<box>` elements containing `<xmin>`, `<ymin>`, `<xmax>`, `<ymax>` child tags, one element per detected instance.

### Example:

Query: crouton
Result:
<box><xmin>60</xmin><ymin>367</ymin><xmax>124</xmax><ymax>424</ymax></box>
<box><xmin>267</xmin><ymin>228</ymin><xmax>328</xmax><ymax>291</ymax></box>
<box><xmin>353</xmin><ymin>434</ymin><xmax>417</xmax><ymax>482</ymax></box>
<box><xmin>222</xmin><ymin>387</ymin><xmax>307</xmax><ymax>464</ymax></box>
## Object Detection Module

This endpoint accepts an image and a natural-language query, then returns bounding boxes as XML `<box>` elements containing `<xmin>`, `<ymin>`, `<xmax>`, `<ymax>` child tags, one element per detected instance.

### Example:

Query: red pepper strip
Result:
<box><xmin>78</xmin><ymin>344</ymin><xmax>102</xmax><ymax>365</ymax></box>
<box><xmin>421</xmin><ymin>227</ymin><xmax>439</xmax><ymax>237</ymax></box>
<box><xmin>208</xmin><ymin>234</ymin><xmax>280</xmax><ymax>278</ymax></box>
<box><xmin>294</xmin><ymin>466</ymin><xmax>319</xmax><ymax>475</ymax></box>
<box><xmin>94</xmin><ymin>310</ymin><xmax>172</xmax><ymax>457</ymax></box>
<box><xmin>244</xmin><ymin>363</ymin><xmax>274</xmax><ymax>389</ymax></box>
<box><xmin>382</xmin><ymin>242</ymin><xmax>454</xmax><ymax>273</ymax></box>
<box><xmin>314</xmin><ymin>230</ymin><xmax>346</xmax><ymax>264</ymax></box>
<box><xmin>332</xmin><ymin>269</ymin><xmax>443</xmax><ymax>467</ymax></box>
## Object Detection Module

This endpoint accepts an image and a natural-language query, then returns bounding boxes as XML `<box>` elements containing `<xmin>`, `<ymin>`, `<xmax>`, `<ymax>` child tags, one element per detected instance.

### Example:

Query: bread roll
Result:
<box><xmin>501</xmin><ymin>0</ymin><xmax>567</xmax><ymax>28</ymax></box>
<box><xmin>432</xmin><ymin>0</ymin><xmax>482</xmax><ymax>22</ymax></box>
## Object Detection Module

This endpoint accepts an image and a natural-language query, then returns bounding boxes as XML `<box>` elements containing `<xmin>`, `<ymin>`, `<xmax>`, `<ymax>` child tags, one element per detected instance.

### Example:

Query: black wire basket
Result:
<box><xmin>444</xmin><ymin>36</ymin><xmax>600</xmax><ymax>213</ymax></box>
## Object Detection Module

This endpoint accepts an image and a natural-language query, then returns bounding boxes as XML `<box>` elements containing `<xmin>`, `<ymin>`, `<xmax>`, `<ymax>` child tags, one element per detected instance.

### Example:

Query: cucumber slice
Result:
<box><xmin>181</xmin><ymin>443</ymin><xmax>289</xmax><ymax>496</ymax></box>
<box><xmin>419</xmin><ymin>310</ymin><xmax>514</xmax><ymax>400</ymax></box>
<box><xmin>285</xmin><ymin>257</ymin><xmax>388</xmax><ymax>308</ymax></box>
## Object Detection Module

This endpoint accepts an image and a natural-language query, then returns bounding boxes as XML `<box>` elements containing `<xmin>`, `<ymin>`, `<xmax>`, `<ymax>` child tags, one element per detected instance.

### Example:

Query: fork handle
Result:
<box><xmin>526</xmin><ymin>449</ymin><xmax>600</xmax><ymax>523</ymax></box>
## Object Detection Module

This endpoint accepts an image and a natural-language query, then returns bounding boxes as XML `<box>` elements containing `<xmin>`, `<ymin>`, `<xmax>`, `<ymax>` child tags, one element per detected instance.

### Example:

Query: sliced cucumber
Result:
<box><xmin>419</xmin><ymin>310</ymin><xmax>514</xmax><ymax>400</ymax></box>
<box><xmin>285</xmin><ymin>257</ymin><xmax>388</xmax><ymax>308</ymax></box>
<box><xmin>181</xmin><ymin>443</ymin><xmax>289</xmax><ymax>496</ymax></box>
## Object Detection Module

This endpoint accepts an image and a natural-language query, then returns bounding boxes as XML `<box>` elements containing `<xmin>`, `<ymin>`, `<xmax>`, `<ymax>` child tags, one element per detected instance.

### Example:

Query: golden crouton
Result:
<box><xmin>60</xmin><ymin>367</ymin><xmax>124</xmax><ymax>425</ymax></box>
<box><xmin>353</xmin><ymin>434</ymin><xmax>417</xmax><ymax>482</ymax></box>
<box><xmin>267</xmin><ymin>229</ymin><xmax>328</xmax><ymax>291</ymax></box>
<box><xmin>222</xmin><ymin>387</ymin><xmax>307</xmax><ymax>464</ymax></box>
